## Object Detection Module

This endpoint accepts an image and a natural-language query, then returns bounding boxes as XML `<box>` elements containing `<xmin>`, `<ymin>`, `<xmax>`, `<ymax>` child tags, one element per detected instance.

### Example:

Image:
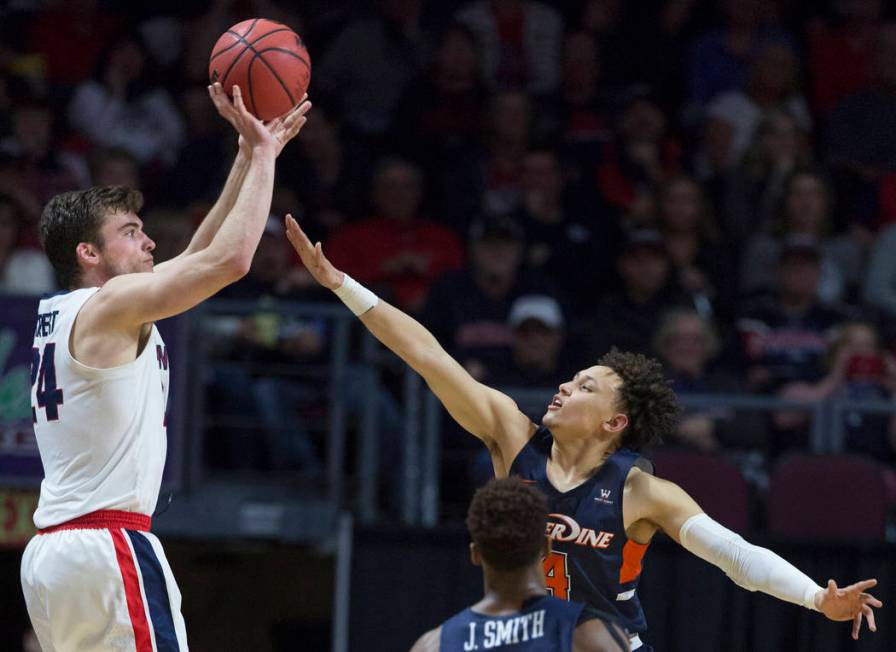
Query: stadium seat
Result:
<box><xmin>768</xmin><ymin>454</ymin><xmax>890</xmax><ymax>540</ymax></box>
<box><xmin>649</xmin><ymin>448</ymin><xmax>752</xmax><ymax>532</ymax></box>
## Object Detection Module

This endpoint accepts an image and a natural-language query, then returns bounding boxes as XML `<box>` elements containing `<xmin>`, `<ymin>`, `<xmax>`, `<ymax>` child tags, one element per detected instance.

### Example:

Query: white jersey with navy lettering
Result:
<box><xmin>30</xmin><ymin>287</ymin><xmax>169</xmax><ymax>529</ymax></box>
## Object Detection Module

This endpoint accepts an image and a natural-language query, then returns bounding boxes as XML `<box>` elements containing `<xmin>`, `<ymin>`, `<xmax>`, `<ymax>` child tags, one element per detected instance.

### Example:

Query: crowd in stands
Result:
<box><xmin>3</xmin><ymin>0</ymin><xmax>896</xmax><ymax>498</ymax></box>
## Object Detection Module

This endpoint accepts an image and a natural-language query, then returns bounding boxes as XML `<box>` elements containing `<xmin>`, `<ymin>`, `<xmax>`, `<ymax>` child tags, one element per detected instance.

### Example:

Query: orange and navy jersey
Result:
<box><xmin>509</xmin><ymin>427</ymin><xmax>650</xmax><ymax>637</ymax></box>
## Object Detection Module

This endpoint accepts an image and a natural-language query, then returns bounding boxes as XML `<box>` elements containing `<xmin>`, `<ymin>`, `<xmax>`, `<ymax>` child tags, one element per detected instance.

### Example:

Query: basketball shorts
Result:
<box><xmin>20</xmin><ymin>511</ymin><xmax>188</xmax><ymax>651</ymax></box>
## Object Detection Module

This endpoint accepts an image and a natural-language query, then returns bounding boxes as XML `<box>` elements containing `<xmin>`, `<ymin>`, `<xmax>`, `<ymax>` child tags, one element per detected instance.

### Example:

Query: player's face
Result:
<box><xmin>96</xmin><ymin>211</ymin><xmax>155</xmax><ymax>278</ymax></box>
<box><xmin>543</xmin><ymin>365</ymin><xmax>622</xmax><ymax>440</ymax></box>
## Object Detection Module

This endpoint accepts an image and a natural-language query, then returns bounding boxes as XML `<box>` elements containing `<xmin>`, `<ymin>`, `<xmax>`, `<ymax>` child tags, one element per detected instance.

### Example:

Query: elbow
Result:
<box><xmin>218</xmin><ymin>253</ymin><xmax>252</xmax><ymax>283</ymax></box>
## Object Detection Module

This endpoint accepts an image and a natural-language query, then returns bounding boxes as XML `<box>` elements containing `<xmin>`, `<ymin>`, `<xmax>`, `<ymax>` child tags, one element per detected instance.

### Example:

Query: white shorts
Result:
<box><xmin>21</xmin><ymin>522</ymin><xmax>188</xmax><ymax>651</ymax></box>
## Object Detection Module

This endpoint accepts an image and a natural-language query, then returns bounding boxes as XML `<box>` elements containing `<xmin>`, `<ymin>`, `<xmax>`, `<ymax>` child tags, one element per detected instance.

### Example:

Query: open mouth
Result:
<box><xmin>547</xmin><ymin>396</ymin><xmax>563</xmax><ymax>411</ymax></box>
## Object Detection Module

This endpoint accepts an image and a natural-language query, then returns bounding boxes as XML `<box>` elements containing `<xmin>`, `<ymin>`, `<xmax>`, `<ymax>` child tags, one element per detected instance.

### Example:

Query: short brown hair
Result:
<box><xmin>466</xmin><ymin>477</ymin><xmax>547</xmax><ymax>571</ymax></box>
<box><xmin>39</xmin><ymin>185</ymin><xmax>143</xmax><ymax>289</ymax></box>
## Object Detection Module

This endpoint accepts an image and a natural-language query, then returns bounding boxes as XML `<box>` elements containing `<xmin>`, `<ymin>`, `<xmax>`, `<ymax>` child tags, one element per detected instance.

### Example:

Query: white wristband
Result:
<box><xmin>333</xmin><ymin>274</ymin><xmax>378</xmax><ymax>316</ymax></box>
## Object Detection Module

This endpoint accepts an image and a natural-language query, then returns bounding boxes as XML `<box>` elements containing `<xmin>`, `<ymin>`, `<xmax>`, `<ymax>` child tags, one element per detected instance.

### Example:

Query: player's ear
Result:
<box><xmin>470</xmin><ymin>542</ymin><xmax>482</xmax><ymax>567</ymax></box>
<box><xmin>603</xmin><ymin>413</ymin><xmax>628</xmax><ymax>434</ymax></box>
<box><xmin>76</xmin><ymin>241</ymin><xmax>101</xmax><ymax>268</ymax></box>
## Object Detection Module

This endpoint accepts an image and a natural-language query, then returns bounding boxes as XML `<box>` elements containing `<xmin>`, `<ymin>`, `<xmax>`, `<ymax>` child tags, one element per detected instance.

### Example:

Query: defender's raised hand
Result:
<box><xmin>813</xmin><ymin>578</ymin><xmax>882</xmax><ymax>639</ymax></box>
<box><xmin>208</xmin><ymin>82</ymin><xmax>276</xmax><ymax>153</ymax></box>
<box><xmin>284</xmin><ymin>215</ymin><xmax>343</xmax><ymax>290</ymax></box>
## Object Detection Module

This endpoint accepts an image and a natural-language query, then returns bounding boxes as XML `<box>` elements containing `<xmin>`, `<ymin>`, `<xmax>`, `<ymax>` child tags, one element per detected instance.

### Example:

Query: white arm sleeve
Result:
<box><xmin>679</xmin><ymin>513</ymin><xmax>823</xmax><ymax>611</ymax></box>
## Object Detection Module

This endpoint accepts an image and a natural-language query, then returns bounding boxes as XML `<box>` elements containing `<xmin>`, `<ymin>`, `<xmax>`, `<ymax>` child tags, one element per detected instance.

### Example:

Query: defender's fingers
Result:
<box><xmin>865</xmin><ymin>605</ymin><xmax>876</xmax><ymax>633</ymax></box>
<box><xmin>849</xmin><ymin>579</ymin><xmax>878</xmax><ymax>593</ymax></box>
<box><xmin>861</xmin><ymin>594</ymin><xmax>883</xmax><ymax>608</ymax></box>
<box><xmin>852</xmin><ymin>612</ymin><xmax>862</xmax><ymax>640</ymax></box>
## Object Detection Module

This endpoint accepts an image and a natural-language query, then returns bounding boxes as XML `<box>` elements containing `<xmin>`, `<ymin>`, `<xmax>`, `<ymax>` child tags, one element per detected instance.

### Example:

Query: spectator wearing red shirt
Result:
<box><xmin>326</xmin><ymin>158</ymin><xmax>464</xmax><ymax>313</ymax></box>
<box><xmin>809</xmin><ymin>0</ymin><xmax>882</xmax><ymax>118</ymax></box>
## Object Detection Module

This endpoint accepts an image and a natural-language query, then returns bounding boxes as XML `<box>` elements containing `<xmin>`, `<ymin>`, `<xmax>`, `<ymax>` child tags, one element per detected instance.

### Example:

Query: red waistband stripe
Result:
<box><xmin>37</xmin><ymin>510</ymin><xmax>151</xmax><ymax>534</ymax></box>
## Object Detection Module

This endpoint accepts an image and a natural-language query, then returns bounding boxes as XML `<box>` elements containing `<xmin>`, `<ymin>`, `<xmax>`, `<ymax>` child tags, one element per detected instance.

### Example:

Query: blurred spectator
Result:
<box><xmin>685</xmin><ymin>0</ymin><xmax>792</xmax><ymax>109</ymax></box>
<box><xmin>656</xmin><ymin>174</ymin><xmax>735</xmax><ymax>320</ymax></box>
<box><xmin>721</xmin><ymin>109</ymin><xmax>812</xmax><ymax>243</ymax></box>
<box><xmin>654</xmin><ymin>308</ymin><xmax>764</xmax><ymax>451</ymax></box>
<box><xmin>422</xmin><ymin>214</ymin><xmax>557</xmax><ymax>382</ymax></box>
<box><xmin>490</xmin><ymin>294</ymin><xmax>570</xmax><ymax>391</ymax></box>
<box><xmin>596</xmin><ymin>86</ymin><xmax>682</xmax><ymax>227</ymax></box>
<box><xmin>863</xmin><ymin>222</ymin><xmax>896</xmax><ymax>331</ymax></box>
<box><xmin>25</xmin><ymin>0</ymin><xmax>119</xmax><ymax>88</ymax></box>
<box><xmin>393</xmin><ymin>22</ymin><xmax>489</xmax><ymax>187</ymax></box>
<box><xmin>741</xmin><ymin>171</ymin><xmax>864</xmax><ymax>305</ymax></box>
<box><xmin>88</xmin><ymin>146</ymin><xmax>140</xmax><ymax>189</ymax></box>
<box><xmin>68</xmin><ymin>33</ymin><xmax>185</xmax><ymax>165</ymax></box>
<box><xmin>481</xmin><ymin>90</ymin><xmax>535</xmax><ymax>216</ymax></box>
<box><xmin>826</xmin><ymin>23</ymin><xmax>896</xmax><ymax>227</ymax></box>
<box><xmin>736</xmin><ymin>237</ymin><xmax>852</xmax><ymax>393</ymax></box>
<box><xmin>326</xmin><ymin>157</ymin><xmax>464</xmax><ymax>313</ymax></box>
<box><xmin>165</xmin><ymin>84</ymin><xmax>233</xmax><ymax>206</ymax></box>
<box><xmin>0</xmin><ymin>193</ymin><xmax>55</xmax><ymax>294</ymax></box>
<box><xmin>282</xmin><ymin>106</ymin><xmax>366</xmax><ymax>237</ymax></box>
<box><xmin>775</xmin><ymin>321</ymin><xmax>896</xmax><ymax>462</ymax></box>
<box><xmin>316</xmin><ymin>0</ymin><xmax>427</xmax><ymax>138</ymax></box>
<box><xmin>809</xmin><ymin>0</ymin><xmax>883</xmax><ymax>118</ymax></box>
<box><xmin>455</xmin><ymin>0</ymin><xmax>563</xmax><ymax>93</ymax></box>
<box><xmin>588</xmin><ymin>228</ymin><xmax>690</xmax><ymax>357</ymax></box>
<box><xmin>698</xmin><ymin>43</ymin><xmax>811</xmax><ymax>179</ymax></box>
<box><xmin>514</xmin><ymin>147</ymin><xmax>617</xmax><ymax>300</ymax></box>
<box><xmin>542</xmin><ymin>30</ymin><xmax>612</xmax><ymax>174</ymax></box>
<box><xmin>0</xmin><ymin>97</ymin><xmax>85</xmax><ymax>225</ymax></box>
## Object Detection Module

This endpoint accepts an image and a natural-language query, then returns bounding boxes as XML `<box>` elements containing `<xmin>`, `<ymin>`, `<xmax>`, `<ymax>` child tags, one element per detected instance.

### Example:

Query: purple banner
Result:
<box><xmin>0</xmin><ymin>293</ymin><xmax>186</xmax><ymax>490</ymax></box>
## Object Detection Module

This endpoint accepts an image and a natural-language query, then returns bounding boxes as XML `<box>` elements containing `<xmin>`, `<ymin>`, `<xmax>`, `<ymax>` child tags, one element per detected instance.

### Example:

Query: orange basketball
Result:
<box><xmin>208</xmin><ymin>18</ymin><xmax>311</xmax><ymax>121</ymax></box>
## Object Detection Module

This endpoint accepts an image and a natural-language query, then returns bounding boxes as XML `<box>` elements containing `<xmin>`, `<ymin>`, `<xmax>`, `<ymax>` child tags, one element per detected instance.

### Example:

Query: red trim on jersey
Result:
<box><xmin>111</xmin><ymin>528</ymin><xmax>154</xmax><ymax>652</ymax></box>
<box><xmin>619</xmin><ymin>540</ymin><xmax>649</xmax><ymax>584</ymax></box>
<box><xmin>37</xmin><ymin>510</ymin><xmax>151</xmax><ymax>534</ymax></box>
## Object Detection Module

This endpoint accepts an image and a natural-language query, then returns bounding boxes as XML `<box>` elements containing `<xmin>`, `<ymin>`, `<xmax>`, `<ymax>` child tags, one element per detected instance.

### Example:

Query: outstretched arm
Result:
<box><xmin>156</xmin><ymin>84</ymin><xmax>309</xmax><ymax>271</ymax></box>
<box><xmin>629</xmin><ymin>471</ymin><xmax>882</xmax><ymax>640</ymax></box>
<box><xmin>285</xmin><ymin>217</ymin><xmax>535</xmax><ymax>473</ymax></box>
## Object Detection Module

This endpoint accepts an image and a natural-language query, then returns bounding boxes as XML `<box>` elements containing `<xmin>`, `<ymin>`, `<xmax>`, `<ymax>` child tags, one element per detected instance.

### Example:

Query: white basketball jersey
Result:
<box><xmin>30</xmin><ymin>288</ymin><xmax>169</xmax><ymax>529</ymax></box>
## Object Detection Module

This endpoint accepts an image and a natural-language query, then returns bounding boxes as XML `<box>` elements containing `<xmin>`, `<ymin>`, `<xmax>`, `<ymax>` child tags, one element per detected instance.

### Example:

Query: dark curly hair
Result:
<box><xmin>597</xmin><ymin>347</ymin><xmax>680</xmax><ymax>451</ymax></box>
<box><xmin>466</xmin><ymin>477</ymin><xmax>548</xmax><ymax>571</ymax></box>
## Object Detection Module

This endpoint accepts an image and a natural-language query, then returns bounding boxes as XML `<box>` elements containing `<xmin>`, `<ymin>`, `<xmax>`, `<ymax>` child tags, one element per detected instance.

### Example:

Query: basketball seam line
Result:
<box><xmin>254</xmin><ymin>47</ymin><xmax>311</xmax><ymax>71</ymax></box>
<box><xmin>215</xmin><ymin>18</ymin><xmax>259</xmax><ymax>65</ymax></box>
<box><xmin>250</xmin><ymin>51</ymin><xmax>296</xmax><ymax>111</ymax></box>
<box><xmin>210</xmin><ymin>26</ymin><xmax>290</xmax><ymax>63</ymax></box>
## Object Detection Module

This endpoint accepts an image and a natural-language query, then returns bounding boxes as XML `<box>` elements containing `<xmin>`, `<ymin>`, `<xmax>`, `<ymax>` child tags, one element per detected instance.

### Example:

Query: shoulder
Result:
<box><xmin>409</xmin><ymin>626</ymin><xmax>441</xmax><ymax>652</ymax></box>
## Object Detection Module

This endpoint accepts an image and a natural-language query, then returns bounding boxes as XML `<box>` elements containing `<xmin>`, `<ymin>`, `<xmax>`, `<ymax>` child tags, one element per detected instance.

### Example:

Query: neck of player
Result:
<box><xmin>549</xmin><ymin>433</ymin><xmax>618</xmax><ymax>487</ymax></box>
<box><xmin>477</xmin><ymin>564</ymin><xmax>547</xmax><ymax>615</ymax></box>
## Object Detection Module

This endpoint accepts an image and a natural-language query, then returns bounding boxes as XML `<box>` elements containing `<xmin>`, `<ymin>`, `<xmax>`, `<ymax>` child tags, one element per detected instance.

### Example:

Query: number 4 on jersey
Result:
<box><xmin>543</xmin><ymin>550</ymin><xmax>571</xmax><ymax>600</ymax></box>
<box><xmin>31</xmin><ymin>343</ymin><xmax>64</xmax><ymax>422</ymax></box>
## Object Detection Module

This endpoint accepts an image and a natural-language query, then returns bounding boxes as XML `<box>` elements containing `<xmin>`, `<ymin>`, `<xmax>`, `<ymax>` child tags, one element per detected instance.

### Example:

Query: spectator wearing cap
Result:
<box><xmin>740</xmin><ymin>170</ymin><xmax>864</xmax><ymax>305</ymax></box>
<box><xmin>421</xmin><ymin>214</ymin><xmax>560</xmax><ymax>383</ymax></box>
<box><xmin>326</xmin><ymin>157</ymin><xmax>464</xmax><ymax>313</ymax></box>
<box><xmin>736</xmin><ymin>235</ymin><xmax>854</xmax><ymax>393</ymax></box>
<box><xmin>490</xmin><ymin>294</ymin><xmax>570</xmax><ymax>393</ymax></box>
<box><xmin>587</xmin><ymin>228</ymin><xmax>691</xmax><ymax>358</ymax></box>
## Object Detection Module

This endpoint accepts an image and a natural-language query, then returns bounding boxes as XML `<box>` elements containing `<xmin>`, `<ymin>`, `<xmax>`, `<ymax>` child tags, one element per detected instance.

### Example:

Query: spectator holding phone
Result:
<box><xmin>775</xmin><ymin>321</ymin><xmax>896</xmax><ymax>461</ymax></box>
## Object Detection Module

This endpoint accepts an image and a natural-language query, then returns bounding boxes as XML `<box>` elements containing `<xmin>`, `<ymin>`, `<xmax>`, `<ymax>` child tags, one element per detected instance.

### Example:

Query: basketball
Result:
<box><xmin>208</xmin><ymin>18</ymin><xmax>311</xmax><ymax>122</ymax></box>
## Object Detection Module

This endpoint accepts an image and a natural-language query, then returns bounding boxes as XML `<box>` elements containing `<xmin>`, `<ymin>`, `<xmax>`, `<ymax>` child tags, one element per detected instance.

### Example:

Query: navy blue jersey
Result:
<box><xmin>439</xmin><ymin>595</ymin><xmax>583</xmax><ymax>651</ymax></box>
<box><xmin>509</xmin><ymin>427</ymin><xmax>649</xmax><ymax>637</ymax></box>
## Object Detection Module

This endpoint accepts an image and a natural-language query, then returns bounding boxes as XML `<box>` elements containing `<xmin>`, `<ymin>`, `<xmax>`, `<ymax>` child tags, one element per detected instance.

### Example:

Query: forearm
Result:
<box><xmin>359</xmin><ymin>297</ymin><xmax>447</xmax><ymax>377</ymax></box>
<box><xmin>183</xmin><ymin>148</ymin><xmax>251</xmax><ymax>255</ymax></box>
<box><xmin>206</xmin><ymin>146</ymin><xmax>275</xmax><ymax>268</ymax></box>
<box><xmin>680</xmin><ymin>513</ymin><xmax>823</xmax><ymax>609</ymax></box>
